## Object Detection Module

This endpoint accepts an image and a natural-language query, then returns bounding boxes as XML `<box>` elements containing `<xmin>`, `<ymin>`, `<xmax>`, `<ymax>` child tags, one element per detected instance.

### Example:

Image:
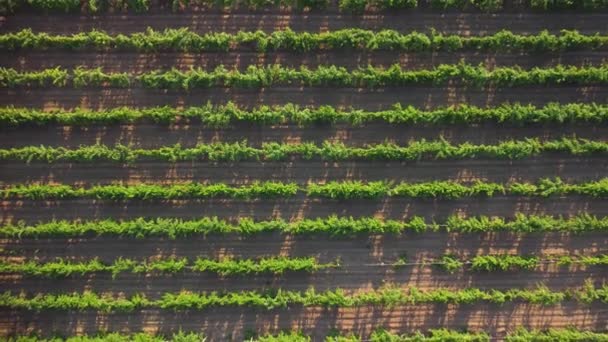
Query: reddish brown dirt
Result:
<box><xmin>1</xmin><ymin>230</ymin><xmax>607</xmax><ymax>293</ymax></box>
<box><xmin>1</xmin><ymin>123</ymin><xmax>606</xmax><ymax>148</ymax></box>
<box><xmin>4</xmin><ymin>51</ymin><xmax>608</xmax><ymax>72</ymax></box>
<box><xmin>4</xmin><ymin>12</ymin><xmax>608</xmax><ymax>34</ymax></box>
<box><xmin>1</xmin><ymin>157</ymin><xmax>606</xmax><ymax>186</ymax></box>
<box><xmin>2</xmin><ymin>86</ymin><xmax>608</xmax><ymax>110</ymax></box>
<box><xmin>3</xmin><ymin>231</ymin><xmax>605</xmax><ymax>262</ymax></box>
<box><xmin>1</xmin><ymin>304</ymin><xmax>607</xmax><ymax>340</ymax></box>
<box><xmin>2</xmin><ymin>267</ymin><xmax>607</xmax><ymax>295</ymax></box>
<box><xmin>2</xmin><ymin>196</ymin><xmax>608</xmax><ymax>224</ymax></box>
<box><xmin>1</xmin><ymin>8</ymin><xmax>608</xmax><ymax>340</ymax></box>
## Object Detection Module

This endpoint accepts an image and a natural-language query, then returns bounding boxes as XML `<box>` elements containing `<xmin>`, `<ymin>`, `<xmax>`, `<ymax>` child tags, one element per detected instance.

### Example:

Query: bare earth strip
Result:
<box><xmin>1</xmin><ymin>304</ymin><xmax>607</xmax><ymax>340</ymax></box>
<box><xmin>2</xmin><ymin>268</ymin><xmax>607</xmax><ymax>294</ymax></box>
<box><xmin>2</xmin><ymin>87</ymin><xmax>607</xmax><ymax>110</ymax></box>
<box><xmin>3</xmin><ymin>13</ymin><xmax>608</xmax><ymax>34</ymax></box>
<box><xmin>2</xmin><ymin>228</ymin><xmax>608</xmax><ymax>293</ymax></box>
<box><xmin>2</xmin><ymin>196</ymin><xmax>608</xmax><ymax>223</ymax></box>
<box><xmin>2</xmin><ymin>231</ymin><xmax>606</xmax><ymax>261</ymax></box>
<box><xmin>3</xmin><ymin>51</ymin><xmax>608</xmax><ymax>72</ymax></box>
<box><xmin>2</xmin><ymin>123</ymin><xmax>607</xmax><ymax>148</ymax></box>
<box><xmin>1</xmin><ymin>157</ymin><xmax>606</xmax><ymax>186</ymax></box>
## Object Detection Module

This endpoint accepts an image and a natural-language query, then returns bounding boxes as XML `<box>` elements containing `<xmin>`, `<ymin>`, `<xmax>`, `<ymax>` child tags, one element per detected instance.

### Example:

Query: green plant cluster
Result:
<box><xmin>2</xmin><ymin>213</ymin><xmax>607</xmax><ymax>238</ymax></box>
<box><xmin>8</xmin><ymin>328</ymin><xmax>608</xmax><ymax>342</ymax></box>
<box><xmin>2</xmin><ymin>102</ymin><xmax>608</xmax><ymax>127</ymax></box>
<box><xmin>3</xmin><ymin>138</ymin><xmax>607</xmax><ymax>163</ymax></box>
<box><xmin>0</xmin><ymin>256</ymin><xmax>332</xmax><ymax>278</ymax></box>
<box><xmin>0</xmin><ymin>182</ymin><xmax>299</xmax><ymax>200</ymax></box>
<box><xmin>3</xmin><ymin>63</ymin><xmax>608</xmax><ymax>89</ymax></box>
<box><xmin>6</xmin><ymin>332</ymin><xmax>205</xmax><ymax>342</ymax></box>
<box><xmin>3</xmin><ymin>178</ymin><xmax>608</xmax><ymax>200</ymax></box>
<box><xmin>505</xmin><ymin>328</ymin><xmax>608</xmax><ymax>341</ymax></box>
<box><xmin>469</xmin><ymin>255</ymin><xmax>540</xmax><ymax>271</ymax></box>
<box><xmin>0</xmin><ymin>0</ymin><xmax>150</xmax><ymax>13</ymax></box>
<box><xmin>307</xmin><ymin>178</ymin><xmax>608</xmax><ymax>199</ymax></box>
<box><xmin>425</xmin><ymin>0</ymin><xmax>502</xmax><ymax>10</ymax></box>
<box><xmin>4</xmin><ymin>28</ymin><xmax>607</xmax><ymax>52</ymax></box>
<box><xmin>433</xmin><ymin>254</ymin><xmax>608</xmax><ymax>273</ymax></box>
<box><xmin>558</xmin><ymin>254</ymin><xmax>608</xmax><ymax>267</ymax></box>
<box><xmin>530</xmin><ymin>0</ymin><xmax>608</xmax><ymax>10</ymax></box>
<box><xmin>2</xmin><ymin>282</ymin><xmax>607</xmax><ymax>312</ymax></box>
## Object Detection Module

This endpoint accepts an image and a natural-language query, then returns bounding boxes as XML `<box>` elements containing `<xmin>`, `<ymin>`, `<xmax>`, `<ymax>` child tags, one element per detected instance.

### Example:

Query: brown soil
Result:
<box><xmin>4</xmin><ymin>51</ymin><xmax>608</xmax><ymax>72</ymax></box>
<box><xmin>1</xmin><ymin>123</ymin><xmax>606</xmax><ymax>148</ymax></box>
<box><xmin>1</xmin><ymin>8</ymin><xmax>608</xmax><ymax>340</ymax></box>
<box><xmin>1</xmin><ymin>157</ymin><xmax>606</xmax><ymax>186</ymax></box>
<box><xmin>1</xmin><ymin>304</ymin><xmax>607</xmax><ymax>341</ymax></box>
<box><xmin>2</xmin><ymin>196</ymin><xmax>608</xmax><ymax>224</ymax></box>
<box><xmin>3</xmin><ymin>12</ymin><xmax>608</xmax><ymax>34</ymax></box>
<box><xmin>2</xmin><ymin>86</ymin><xmax>607</xmax><ymax>110</ymax></box>
<box><xmin>2</xmin><ymin>267</ymin><xmax>607</xmax><ymax>295</ymax></box>
<box><xmin>3</xmin><ymin>231</ymin><xmax>606</xmax><ymax>262</ymax></box>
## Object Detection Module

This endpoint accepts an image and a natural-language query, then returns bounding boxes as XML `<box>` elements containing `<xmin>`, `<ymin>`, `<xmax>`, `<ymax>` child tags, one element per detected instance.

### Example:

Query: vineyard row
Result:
<box><xmin>2</xmin><ymin>102</ymin><xmax>608</xmax><ymax>127</ymax></box>
<box><xmin>3</xmin><ymin>138</ymin><xmax>607</xmax><ymax>163</ymax></box>
<box><xmin>2</xmin><ymin>282</ymin><xmax>607</xmax><ymax>310</ymax></box>
<box><xmin>0</xmin><ymin>257</ymin><xmax>335</xmax><ymax>277</ymax></box>
<box><xmin>2</xmin><ymin>254</ymin><xmax>607</xmax><ymax>278</ymax></box>
<box><xmin>4</xmin><ymin>178</ymin><xmax>608</xmax><ymax>200</ymax></box>
<box><xmin>3</xmin><ymin>63</ymin><xmax>608</xmax><ymax>88</ymax></box>
<box><xmin>9</xmin><ymin>328</ymin><xmax>608</xmax><ymax>342</ymax></box>
<box><xmin>4</xmin><ymin>28</ymin><xmax>607</xmax><ymax>52</ymax></box>
<box><xmin>2</xmin><ymin>214</ymin><xmax>607</xmax><ymax>237</ymax></box>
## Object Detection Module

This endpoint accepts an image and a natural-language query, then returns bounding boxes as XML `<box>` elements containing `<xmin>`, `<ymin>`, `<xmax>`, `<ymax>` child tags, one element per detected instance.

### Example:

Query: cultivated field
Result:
<box><xmin>1</xmin><ymin>0</ymin><xmax>608</xmax><ymax>340</ymax></box>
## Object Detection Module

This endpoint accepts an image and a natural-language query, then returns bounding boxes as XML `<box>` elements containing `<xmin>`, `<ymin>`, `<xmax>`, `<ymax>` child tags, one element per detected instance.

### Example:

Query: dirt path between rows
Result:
<box><xmin>3</xmin><ymin>12</ymin><xmax>608</xmax><ymax>34</ymax></box>
<box><xmin>1</xmin><ymin>157</ymin><xmax>606</xmax><ymax>185</ymax></box>
<box><xmin>1</xmin><ymin>304</ymin><xmax>606</xmax><ymax>340</ymax></box>
<box><xmin>1</xmin><ymin>229</ymin><xmax>606</xmax><ymax>294</ymax></box>
<box><xmin>2</xmin><ymin>267</ymin><xmax>606</xmax><ymax>295</ymax></box>
<box><xmin>2</xmin><ymin>122</ymin><xmax>606</xmax><ymax>148</ymax></box>
<box><xmin>2</xmin><ymin>196</ymin><xmax>607</xmax><ymax>223</ymax></box>
<box><xmin>2</xmin><ymin>86</ymin><xmax>607</xmax><ymax>110</ymax></box>
<box><xmin>3</xmin><ymin>231</ymin><xmax>605</xmax><ymax>262</ymax></box>
<box><xmin>4</xmin><ymin>51</ymin><xmax>608</xmax><ymax>72</ymax></box>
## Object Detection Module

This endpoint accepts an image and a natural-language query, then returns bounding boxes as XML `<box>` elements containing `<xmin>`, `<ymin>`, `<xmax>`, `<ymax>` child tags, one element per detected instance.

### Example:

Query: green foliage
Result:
<box><xmin>7</xmin><ymin>329</ymin><xmax>608</xmax><ymax>341</ymax></box>
<box><xmin>306</xmin><ymin>181</ymin><xmax>391</xmax><ymax>199</ymax></box>
<box><xmin>0</xmin><ymin>67</ymin><xmax>67</xmax><ymax>87</ymax></box>
<box><xmin>3</xmin><ymin>138</ymin><xmax>606</xmax><ymax>163</ymax></box>
<box><xmin>437</xmin><ymin>254</ymin><xmax>464</xmax><ymax>273</ymax></box>
<box><xmin>2</xmin><ymin>283</ymin><xmax>605</xmax><ymax>312</ymax></box>
<box><xmin>505</xmin><ymin>328</ymin><xmax>608</xmax><ymax>341</ymax></box>
<box><xmin>3</xmin><ymin>63</ymin><xmax>608</xmax><ymax>89</ymax></box>
<box><xmin>530</xmin><ymin>0</ymin><xmax>608</xmax><ymax>9</ymax></box>
<box><xmin>429</xmin><ymin>0</ymin><xmax>503</xmax><ymax>11</ymax></box>
<box><xmin>0</xmin><ymin>256</ymin><xmax>333</xmax><ymax>278</ymax></box>
<box><xmin>444</xmin><ymin>213</ymin><xmax>608</xmax><ymax>233</ymax></box>
<box><xmin>73</xmin><ymin>67</ymin><xmax>130</xmax><ymax>87</ymax></box>
<box><xmin>248</xmin><ymin>331</ymin><xmax>311</xmax><ymax>342</ymax></box>
<box><xmin>557</xmin><ymin>254</ymin><xmax>608</xmax><ymax>267</ymax></box>
<box><xmin>2</xmin><ymin>102</ymin><xmax>607</xmax><ymax>127</ymax></box>
<box><xmin>0</xmin><ymin>0</ymin><xmax>150</xmax><ymax>13</ymax></box>
<box><xmin>338</xmin><ymin>0</ymin><xmax>417</xmax><ymax>12</ymax></box>
<box><xmin>192</xmin><ymin>256</ymin><xmax>334</xmax><ymax>275</ymax></box>
<box><xmin>2</xmin><ymin>214</ymin><xmax>606</xmax><ymax>238</ymax></box>
<box><xmin>0</xmin><ymin>182</ymin><xmax>299</xmax><ymax>200</ymax></box>
<box><xmin>390</xmin><ymin>180</ymin><xmax>505</xmax><ymax>198</ymax></box>
<box><xmin>469</xmin><ymin>255</ymin><xmax>539</xmax><ymax>271</ymax></box>
<box><xmin>370</xmin><ymin>329</ymin><xmax>490</xmax><ymax>341</ymax></box>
